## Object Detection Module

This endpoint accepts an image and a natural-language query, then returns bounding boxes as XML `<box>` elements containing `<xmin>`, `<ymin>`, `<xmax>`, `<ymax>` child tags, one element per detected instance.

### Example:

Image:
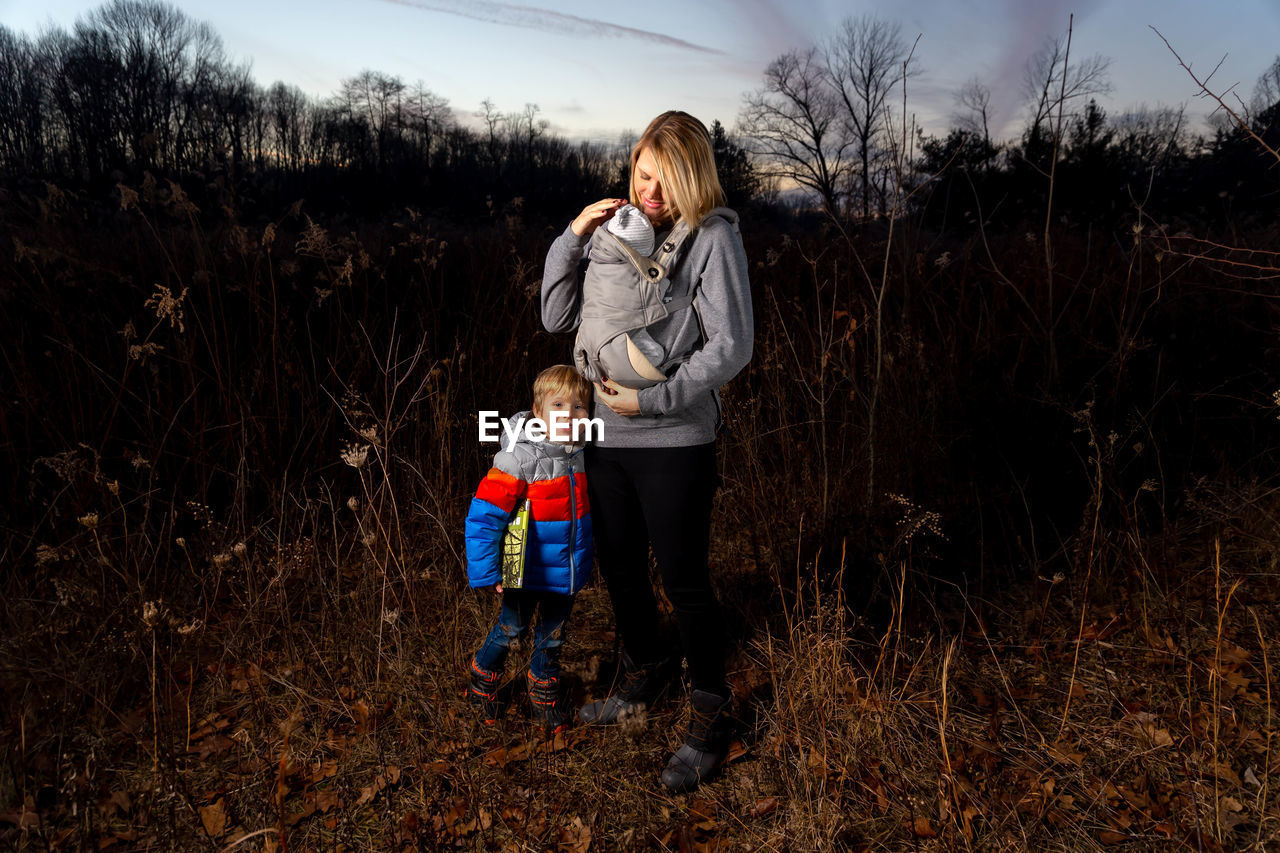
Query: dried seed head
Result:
<box><xmin>144</xmin><ymin>284</ymin><xmax>189</xmax><ymax>334</ymax></box>
<box><xmin>141</xmin><ymin>600</ymin><xmax>164</xmax><ymax>627</ymax></box>
<box><xmin>341</xmin><ymin>443</ymin><xmax>370</xmax><ymax>468</ymax></box>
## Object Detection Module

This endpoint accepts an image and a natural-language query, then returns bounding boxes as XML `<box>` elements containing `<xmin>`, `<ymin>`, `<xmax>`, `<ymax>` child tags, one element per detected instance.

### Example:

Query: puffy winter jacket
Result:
<box><xmin>464</xmin><ymin>411</ymin><xmax>593</xmax><ymax>595</ymax></box>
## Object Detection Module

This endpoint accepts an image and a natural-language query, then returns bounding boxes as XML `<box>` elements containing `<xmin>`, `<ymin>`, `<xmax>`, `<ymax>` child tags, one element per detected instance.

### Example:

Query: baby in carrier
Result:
<box><xmin>573</xmin><ymin>204</ymin><xmax>670</xmax><ymax>389</ymax></box>
<box><xmin>573</xmin><ymin>201</ymin><xmax>739</xmax><ymax>391</ymax></box>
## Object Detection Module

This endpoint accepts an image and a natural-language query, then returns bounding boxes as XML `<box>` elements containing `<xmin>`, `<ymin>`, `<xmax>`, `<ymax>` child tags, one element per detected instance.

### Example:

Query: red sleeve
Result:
<box><xmin>474</xmin><ymin>467</ymin><xmax>526</xmax><ymax>513</ymax></box>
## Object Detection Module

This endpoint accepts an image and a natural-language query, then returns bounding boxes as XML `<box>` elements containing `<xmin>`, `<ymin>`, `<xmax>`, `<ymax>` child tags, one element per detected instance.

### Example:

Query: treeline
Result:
<box><xmin>914</xmin><ymin>96</ymin><xmax>1280</xmax><ymax>232</ymax></box>
<box><xmin>739</xmin><ymin>15</ymin><xmax>1280</xmax><ymax>229</ymax></box>
<box><xmin>0</xmin><ymin>0</ymin><xmax>766</xmax><ymax>220</ymax></box>
<box><xmin>0</xmin><ymin>0</ymin><xmax>623</xmax><ymax>218</ymax></box>
<box><xmin>2</xmin><ymin>0</ymin><xmax>1276</xmax><ymax>230</ymax></box>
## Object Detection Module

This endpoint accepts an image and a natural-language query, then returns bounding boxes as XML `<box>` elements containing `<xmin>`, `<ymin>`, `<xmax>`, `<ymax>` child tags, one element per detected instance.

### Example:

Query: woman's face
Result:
<box><xmin>634</xmin><ymin>147</ymin><xmax>672</xmax><ymax>226</ymax></box>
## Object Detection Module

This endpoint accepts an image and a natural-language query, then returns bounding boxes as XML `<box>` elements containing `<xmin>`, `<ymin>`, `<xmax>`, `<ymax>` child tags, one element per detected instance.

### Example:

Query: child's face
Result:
<box><xmin>534</xmin><ymin>390</ymin><xmax>591</xmax><ymax>444</ymax></box>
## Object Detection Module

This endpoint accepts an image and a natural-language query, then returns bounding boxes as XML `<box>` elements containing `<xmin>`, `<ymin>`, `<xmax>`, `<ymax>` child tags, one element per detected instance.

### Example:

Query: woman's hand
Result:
<box><xmin>594</xmin><ymin>379</ymin><xmax>641</xmax><ymax>417</ymax></box>
<box><xmin>571</xmin><ymin>198</ymin><xmax>627</xmax><ymax>237</ymax></box>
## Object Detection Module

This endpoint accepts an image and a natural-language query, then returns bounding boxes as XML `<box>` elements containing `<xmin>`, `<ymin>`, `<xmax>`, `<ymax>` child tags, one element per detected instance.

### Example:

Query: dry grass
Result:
<box><xmin>5</xmin><ymin>484</ymin><xmax>1276</xmax><ymax>851</ymax></box>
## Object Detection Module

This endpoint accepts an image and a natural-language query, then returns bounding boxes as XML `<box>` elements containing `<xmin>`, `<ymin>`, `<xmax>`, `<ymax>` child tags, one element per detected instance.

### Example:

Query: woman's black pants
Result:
<box><xmin>585</xmin><ymin>442</ymin><xmax>727</xmax><ymax>692</ymax></box>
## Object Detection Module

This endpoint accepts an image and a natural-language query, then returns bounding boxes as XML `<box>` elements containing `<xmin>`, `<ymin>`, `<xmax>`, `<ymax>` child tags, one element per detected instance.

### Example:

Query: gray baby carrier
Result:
<box><xmin>574</xmin><ymin>206</ymin><xmax>739</xmax><ymax>389</ymax></box>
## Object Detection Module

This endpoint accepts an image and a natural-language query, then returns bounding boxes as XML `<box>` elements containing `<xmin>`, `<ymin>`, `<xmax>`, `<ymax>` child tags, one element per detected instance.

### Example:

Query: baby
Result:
<box><xmin>600</xmin><ymin>203</ymin><xmax>666</xmax><ymax>383</ymax></box>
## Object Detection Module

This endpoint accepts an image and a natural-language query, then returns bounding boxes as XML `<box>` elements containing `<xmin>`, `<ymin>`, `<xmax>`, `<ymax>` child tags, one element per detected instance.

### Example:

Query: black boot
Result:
<box><xmin>468</xmin><ymin>657</ymin><xmax>504</xmax><ymax>725</ymax></box>
<box><xmin>659</xmin><ymin>688</ymin><xmax>733</xmax><ymax>793</ymax></box>
<box><xmin>527</xmin><ymin>671</ymin><xmax>569</xmax><ymax>733</ymax></box>
<box><xmin>578</xmin><ymin>653</ymin><xmax>669</xmax><ymax>725</ymax></box>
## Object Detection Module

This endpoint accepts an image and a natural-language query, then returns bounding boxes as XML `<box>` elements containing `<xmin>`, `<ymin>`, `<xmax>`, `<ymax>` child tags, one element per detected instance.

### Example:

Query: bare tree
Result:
<box><xmin>825</xmin><ymin>14</ymin><xmax>911</xmax><ymax>218</ymax></box>
<box><xmin>738</xmin><ymin>47</ymin><xmax>848</xmax><ymax>217</ymax></box>
<box><xmin>338</xmin><ymin>70</ymin><xmax>410</xmax><ymax>170</ymax></box>
<box><xmin>0</xmin><ymin>26</ymin><xmax>46</xmax><ymax>173</ymax></box>
<box><xmin>1021</xmin><ymin>34</ymin><xmax>1111</xmax><ymax>163</ymax></box>
<box><xmin>82</xmin><ymin>0</ymin><xmax>224</xmax><ymax>170</ymax></box>
<box><xmin>475</xmin><ymin>98</ymin><xmax>504</xmax><ymax>166</ymax></box>
<box><xmin>1251</xmin><ymin>55</ymin><xmax>1280</xmax><ymax>140</ymax></box>
<box><xmin>954</xmin><ymin>76</ymin><xmax>993</xmax><ymax>152</ymax></box>
<box><xmin>1112</xmin><ymin>104</ymin><xmax>1186</xmax><ymax>173</ymax></box>
<box><xmin>265</xmin><ymin>81</ymin><xmax>308</xmax><ymax>171</ymax></box>
<box><xmin>570</xmin><ymin>139</ymin><xmax>621</xmax><ymax>192</ymax></box>
<box><xmin>46</xmin><ymin>25</ymin><xmax>126</xmax><ymax>179</ymax></box>
<box><xmin>211</xmin><ymin>62</ymin><xmax>257</xmax><ymax>170</ymax></box>
<box><xmin>507</xmin><ymin>102</ymin><xmax>548</xmax><ymax>158</ymax></box>
<box><xmin>406</xmin><ymin>82</ymin><xmax>450</xmax><ymax>162</ymax></box>
<box><xmin>1253</xmin><ymin>55</ymin><xmax>1280</xmax><ymax>114</ymax></box>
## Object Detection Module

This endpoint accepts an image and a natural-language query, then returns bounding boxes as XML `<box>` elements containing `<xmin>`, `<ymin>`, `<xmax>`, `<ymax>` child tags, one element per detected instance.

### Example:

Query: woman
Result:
<box><xmin>540</xmin><ymin>111</ymin><xmax>753</xmax><ymax>792</ymax></box>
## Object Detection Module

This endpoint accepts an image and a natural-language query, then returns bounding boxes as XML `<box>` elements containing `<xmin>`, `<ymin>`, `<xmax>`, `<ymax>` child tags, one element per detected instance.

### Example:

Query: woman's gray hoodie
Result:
<box><xmin>540</xmin><ymin>213</ymin><xmax>753</xmax><ymax>448</ymax></box>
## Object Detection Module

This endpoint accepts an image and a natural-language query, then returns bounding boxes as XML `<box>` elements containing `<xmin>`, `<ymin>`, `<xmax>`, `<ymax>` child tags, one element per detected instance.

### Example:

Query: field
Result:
<box><xmin>1</xmin><ymin>166</ymin><xmax>1278</xmax><ymax>852</ymax></box>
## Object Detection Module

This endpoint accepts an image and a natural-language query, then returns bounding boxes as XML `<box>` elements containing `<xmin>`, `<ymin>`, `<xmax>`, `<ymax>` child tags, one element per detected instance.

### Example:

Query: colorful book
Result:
<box><xmin>500</xmin><ymin>499</ymin><xmax>531</xmax><ymax>589</ymax></box>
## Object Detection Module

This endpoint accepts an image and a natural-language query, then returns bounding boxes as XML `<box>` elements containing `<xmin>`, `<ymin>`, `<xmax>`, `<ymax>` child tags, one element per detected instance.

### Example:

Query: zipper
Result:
<box><xmin>566</xmin><ymin>447</ymin><xmax>582</xmax><ymax>592</ymax></box>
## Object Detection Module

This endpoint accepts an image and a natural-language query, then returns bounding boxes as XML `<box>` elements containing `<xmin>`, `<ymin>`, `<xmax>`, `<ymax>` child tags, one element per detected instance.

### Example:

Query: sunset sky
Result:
<box><xmin>3</xmin><ymin>0</ymin><xmax>1278</xmax><ymax>144</ymax></box>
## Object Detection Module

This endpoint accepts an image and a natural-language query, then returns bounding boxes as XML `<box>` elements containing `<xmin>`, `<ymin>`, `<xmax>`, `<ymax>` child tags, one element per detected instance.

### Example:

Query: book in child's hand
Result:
<box><xmin>500</xmin><ymin>499</ymin><xmax>531</xmax><ymax>589</ymax></box>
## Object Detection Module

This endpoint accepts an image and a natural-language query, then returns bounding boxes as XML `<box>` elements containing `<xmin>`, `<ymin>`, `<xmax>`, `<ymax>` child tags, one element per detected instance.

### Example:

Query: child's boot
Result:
<box><xmin>468</xmin><ymin>657</ymin><xmax>504</xmax><ymax>725</ymax></box>
<box><xmin>659</xmin><ymin>688</ymin><xmax>733</xmax><ymax>793</ymax></box>
<box><xmin>526</xmin><ymin>671</ymin><xmax>569</xmax><ymax>733</ymax></box>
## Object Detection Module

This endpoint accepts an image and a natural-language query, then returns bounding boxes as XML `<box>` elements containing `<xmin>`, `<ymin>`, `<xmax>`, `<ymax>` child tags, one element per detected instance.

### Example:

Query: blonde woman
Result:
<box><xmin>541</xmin><ymin>111</ymin><xmax>753</xmax><ymax>792</ymax></box>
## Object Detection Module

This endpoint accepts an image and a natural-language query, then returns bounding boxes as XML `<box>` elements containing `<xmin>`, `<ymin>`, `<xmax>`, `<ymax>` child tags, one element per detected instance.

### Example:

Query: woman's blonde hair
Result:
<box><xmin>532</xmin><ymin>364</ymin><xmax>594</xmax><ymax>414</ymax></box>
<box><xmin>630</xmin><ymin>111</ymin><xmax>725</xmax><ymax>232</ymax></box>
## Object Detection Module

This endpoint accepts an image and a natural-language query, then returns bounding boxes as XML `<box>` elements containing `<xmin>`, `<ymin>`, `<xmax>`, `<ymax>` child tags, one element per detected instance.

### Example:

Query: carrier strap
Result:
<box><xmin>600</xmin><ymin>206</ymin><xmax>739</xmax><ymax>299</ymax></box>
<box><xmin>600</xmin><ymin>230</ymin><xmax>669</xmax><ymax>284</ymax></box>
<box><xmin>651</xmin><ymin>206</ymin><xmax>738</xmax><ymax>269</ymax></box>
<box><xmin>660</xmin><ymin>292</ymin><xmax>696</xmax><ymax>313</ymax></box>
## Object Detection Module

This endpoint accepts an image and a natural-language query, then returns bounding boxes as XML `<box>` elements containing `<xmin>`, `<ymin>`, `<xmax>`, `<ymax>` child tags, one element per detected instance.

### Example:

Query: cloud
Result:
<box><xmin>374</xmin><ymin>0</ymin><xmax>724</xmax><ymax>55</ymax></box>
<box><xmin>983</xmin><ymin>0</ymin><xmax>1107</xmax><ymax>135</ymax></box>
<box><xmin>726</xmin><ymin>0</ymin><xmax>811</xmax><ymax>57</ymax></box>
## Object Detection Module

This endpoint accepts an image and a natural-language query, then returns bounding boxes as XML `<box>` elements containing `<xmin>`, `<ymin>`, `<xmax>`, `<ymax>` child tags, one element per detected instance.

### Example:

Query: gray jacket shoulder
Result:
<box><xmin>492</xmin><ymin>439</ymin><xmax>581</xmax><ymax>483</ymax></box>
<box><xmin>696</xmin><ymin>210</ymin><xmax>742</xmax><ymax>243</ymax></box>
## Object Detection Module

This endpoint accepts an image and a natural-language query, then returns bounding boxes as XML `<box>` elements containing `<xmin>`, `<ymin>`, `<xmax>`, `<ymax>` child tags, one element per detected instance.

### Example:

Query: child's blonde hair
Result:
<box><xmin>532</xmin><ymin>365</ymin><xmax>593</xmax><ymax>413</ymax></box>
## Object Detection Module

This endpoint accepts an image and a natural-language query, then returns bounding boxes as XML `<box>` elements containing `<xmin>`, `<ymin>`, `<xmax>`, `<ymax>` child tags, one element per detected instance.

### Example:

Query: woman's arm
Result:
<box><xmin>635</xmin><ymin>218</ymin><xmax>754</xmax><ymax>416</ymax></box>
<box><xmin>541</xmin><ymin>198</ymin><xmax>625</xmax><ymax>333</ymax></box>
<box><xmin>540</xmin><ymin>225</ymin><xmax>590</xmax><ymax>333</ymax></box>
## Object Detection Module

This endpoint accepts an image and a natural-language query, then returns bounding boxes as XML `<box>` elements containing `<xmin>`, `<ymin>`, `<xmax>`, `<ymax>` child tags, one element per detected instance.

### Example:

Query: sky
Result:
<box><xmin>2</xmin><ymin>0</ymin><xmax>1279</xmax><ymax>144</ymax></box>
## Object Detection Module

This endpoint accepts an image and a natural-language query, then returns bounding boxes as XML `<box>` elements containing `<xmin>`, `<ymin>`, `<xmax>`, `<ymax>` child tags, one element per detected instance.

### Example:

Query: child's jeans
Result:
<box><xmin>473</xmin><ymin>589</ymin><xmax>574</xmax><ymax>681</ymax></box>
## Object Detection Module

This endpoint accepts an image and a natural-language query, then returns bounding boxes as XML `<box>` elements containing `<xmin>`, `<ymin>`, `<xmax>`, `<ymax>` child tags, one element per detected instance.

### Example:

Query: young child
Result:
<box><xmin>463</xmin><ymin>365</ymin><xmax>595</xmax><ymax>731</ymax></box>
